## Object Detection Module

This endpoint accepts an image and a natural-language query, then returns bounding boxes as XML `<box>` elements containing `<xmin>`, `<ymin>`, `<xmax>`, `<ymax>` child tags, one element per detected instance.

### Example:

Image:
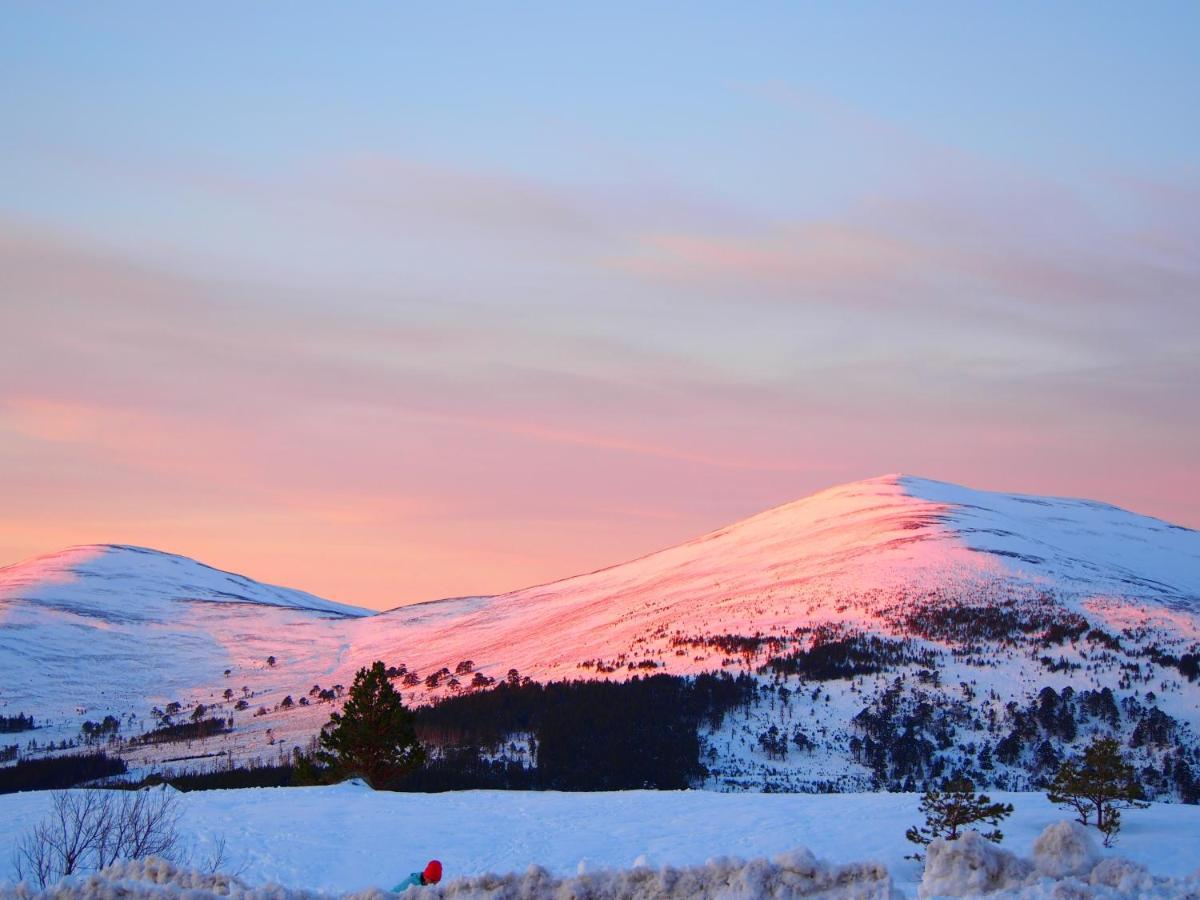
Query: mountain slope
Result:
<box><xmin>0</xmin><ymin>545</ymin><xmax>366</xmax><ymax>728</ymax></box>
<box><xmin>2</xmin><ymin>475</ymin><xmax>1198</xmax><ymax>794</ymax></box>
<box><xmin>0</xmin><ymin>544</ymin><xmax>368</xmax><ymax>621</ymax></box>
<box><xmin>358</xmin><ymin>474</ymin><xmax>1199</xmax><ymax>683</ymax></box>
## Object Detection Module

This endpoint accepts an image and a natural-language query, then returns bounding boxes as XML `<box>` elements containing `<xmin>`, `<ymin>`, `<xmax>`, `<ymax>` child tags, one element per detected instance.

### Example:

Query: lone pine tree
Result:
<box><xmin>905</xmin><ymin>776</ymin><xmax>1013</xmax><ymax>859</ymax></box>
<box><xmin>1047</xmin><ymin>736</ymin><xmax>1147</xmax><ymax>846</ymax></box>
<box><xmin>316</xmin><ymin>660</ymin><xmax>424</xmax><ymax>789</ymax></box>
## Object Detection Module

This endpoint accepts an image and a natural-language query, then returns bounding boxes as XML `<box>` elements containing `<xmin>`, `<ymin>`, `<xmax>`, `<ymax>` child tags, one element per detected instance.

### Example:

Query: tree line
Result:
<box><xmin>0</xmin><ymin>713</ymin><xmax>35</xmax><ymax>733</ymax></box>
<box><xmin>295</xmin><ymin>662</ymin><xmax>757</xmax><ymax>792</ymax></box>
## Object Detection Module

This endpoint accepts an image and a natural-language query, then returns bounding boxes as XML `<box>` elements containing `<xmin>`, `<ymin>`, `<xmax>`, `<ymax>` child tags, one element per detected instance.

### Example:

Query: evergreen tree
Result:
<box><xmin>291</xmin><ymin>746</ymin><xmax>329</xmax><ymax>786</ymax></box>
<box><xmin>905</xmin><ymin>776</ymin><xmax>1013</xmax><ymax>859</ymax></box>
<box><xmin>1047</xmin><ymin>736</ymin><xmax>1147</xmax><ymax>845</ymax></box>
<box><xmin>316</xmin><ymin>660</ymin><xmax>424</xmax><ymax>789</ymax></box>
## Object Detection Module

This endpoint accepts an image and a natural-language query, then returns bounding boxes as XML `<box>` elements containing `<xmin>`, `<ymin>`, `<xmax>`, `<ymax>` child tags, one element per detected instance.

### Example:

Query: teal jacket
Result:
<box><xmin>391</xmin><ymin>873</ymin><xmax>425</xmax><ymax>892</ymax></box>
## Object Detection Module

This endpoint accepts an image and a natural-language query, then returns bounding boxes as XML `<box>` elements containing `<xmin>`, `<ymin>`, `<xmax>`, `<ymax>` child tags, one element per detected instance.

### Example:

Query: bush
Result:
<box><xmin>13</xmin><ymin>790</ymin><xmax>181</xmax><ymax>887</ymax></box>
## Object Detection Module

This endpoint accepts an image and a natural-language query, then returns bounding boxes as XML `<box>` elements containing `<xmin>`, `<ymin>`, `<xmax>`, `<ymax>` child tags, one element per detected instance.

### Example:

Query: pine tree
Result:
<box><xmin>316</xmin><ymin>660</ymin><xmax>424</xmax><ymax>789</ymax></box>
<box><xmin>905</xmin><ymin>776</ymin><xmax>1013</xmax><ymax>859</ymax></box>
<box><xmin>1047</xmin><ymin>736</ymin><xmax>1147</xmax><ymax>846</ymax></box>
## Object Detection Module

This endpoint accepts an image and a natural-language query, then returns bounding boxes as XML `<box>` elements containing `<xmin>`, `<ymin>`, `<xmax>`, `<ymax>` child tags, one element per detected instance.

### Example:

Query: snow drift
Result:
<box><xmin>5</xmin><ymin>823</ymin><xmax>1200</xmax><ymax>900</ymax></box>
<box><xmin>0</xmin><ymin>851</ymin><xmax>898</xmax><ymax>900</ymax></box>
<box><xmin>919</xmin><ymin>822</ymin><xmax>1200</xmax><ymax>898</ymax></box>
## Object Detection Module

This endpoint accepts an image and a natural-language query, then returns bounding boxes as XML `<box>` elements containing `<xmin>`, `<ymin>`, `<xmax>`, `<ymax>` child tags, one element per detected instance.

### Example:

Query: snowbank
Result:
<box><xmin>919</xmin><ymin>823</ymin><xmax>1200</xmax><ymax>898</ymax></box>
<box><xmin>0</xmin><ymin>852</ymin><xmax>899</xmax><ymax>900</ymax></box>
<box><xmin>425</xmin><ymin>850</ymin><xmax>896</xmax><ymax>899</ymax></box>
<box><xmin>6</xmin><ymin>827</ymin><xmax>1200</xmax><ymax>900</ymax></box>
<box><xmin>3</xmin><ymin>789</ymin><xmax>1199</xmax><ymax>896</ymax></box>
<box><xmin>1029</xmin><ymin>820</ymin><xmax>1099</xmax><ymax>879</ymax></box>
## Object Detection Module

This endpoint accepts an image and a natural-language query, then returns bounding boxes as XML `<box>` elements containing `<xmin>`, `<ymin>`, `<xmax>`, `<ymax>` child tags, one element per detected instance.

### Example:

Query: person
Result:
<box><xmin>392</xmin><ymin>860</ymin><xmax>442</xmax><ymax>892</ymax></box>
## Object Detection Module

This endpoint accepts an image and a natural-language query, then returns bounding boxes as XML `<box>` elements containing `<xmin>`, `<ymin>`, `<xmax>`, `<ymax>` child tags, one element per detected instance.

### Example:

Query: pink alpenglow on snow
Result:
<box><xmin>1</xmin><ymin>472</ymin><xmax>1198</xmax><ymax>780</ymax></box>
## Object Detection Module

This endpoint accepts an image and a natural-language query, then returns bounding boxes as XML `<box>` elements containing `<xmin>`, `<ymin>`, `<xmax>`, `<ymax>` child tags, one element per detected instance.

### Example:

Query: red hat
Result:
<box><xmin>423</xmin><ymin>860</ymin><xmax>443</xmax><ymax>884</ymax></box>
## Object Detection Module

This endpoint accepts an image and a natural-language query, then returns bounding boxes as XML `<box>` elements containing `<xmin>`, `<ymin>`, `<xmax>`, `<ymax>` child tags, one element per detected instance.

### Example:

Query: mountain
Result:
<box><xmin>0</xmin><ymin>543</ymin><xmax>368</xmax><ymax>621</ymax></box>
<box><xmin>368</xmin><ymin>473</ymin><xmax>1199</xmax><ymax>680</ymax></box>
<box><xmin>2</xmin><ymin>475</ymin><xmax>1199</xmax><ymax>796</ymax></box>
<box><xmin>0</xmin><ymin>545</ymin><xmax>366</xmax><ymax>741</ymax></box>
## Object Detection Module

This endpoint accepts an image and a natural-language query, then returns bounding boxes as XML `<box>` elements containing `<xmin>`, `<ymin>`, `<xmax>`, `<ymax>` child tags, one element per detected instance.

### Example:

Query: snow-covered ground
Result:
<box><xmin>1</xmin><ymin>786</ymin><xmax>1197</xmax><ymax>896</ymax></box>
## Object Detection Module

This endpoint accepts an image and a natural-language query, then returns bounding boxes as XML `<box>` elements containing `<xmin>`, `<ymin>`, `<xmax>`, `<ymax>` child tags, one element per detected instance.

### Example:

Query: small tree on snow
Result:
<box><xmin>1047</xmin><ymin>736</ymin><xmax>1147</xmax><ymax>846</ymax></box>
<box><xmin>905</xmin><ymin>777</ymin><xmax>1013</xmax><ymax>859</ymax></box>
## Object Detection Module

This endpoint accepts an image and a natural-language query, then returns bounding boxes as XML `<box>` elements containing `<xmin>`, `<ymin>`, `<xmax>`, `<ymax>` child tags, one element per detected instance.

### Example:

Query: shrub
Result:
<box><xmin>13</xmin><ymin>790</ymin><xmax>181</xmax><ymax>887</ymax></box>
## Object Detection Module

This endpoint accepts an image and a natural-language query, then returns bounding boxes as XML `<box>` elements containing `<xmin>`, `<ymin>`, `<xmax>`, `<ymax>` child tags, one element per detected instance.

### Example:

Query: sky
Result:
<box><xmin>1</xmin><ymin>3</ymin><xmax>1198</xmax><ymax>610</ymax></box>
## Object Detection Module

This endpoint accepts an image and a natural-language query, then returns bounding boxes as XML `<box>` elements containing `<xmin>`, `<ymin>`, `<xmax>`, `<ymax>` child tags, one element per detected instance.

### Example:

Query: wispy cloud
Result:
<box><xmin>620</xmin><ymin>224</ymin><xmax>921</xmax><ymax>302</ymax></box>
<box><xmin>2</xmin><ymin>75</ymin><xmax>1197</xmax><ymax>606</ymax></box>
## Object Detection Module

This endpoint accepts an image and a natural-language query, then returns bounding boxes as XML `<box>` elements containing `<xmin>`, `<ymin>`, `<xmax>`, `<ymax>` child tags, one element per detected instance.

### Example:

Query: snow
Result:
<box><xmin>1</xmin><ymin>788</ymin><xmax>1198</xmax><ymax>897</ymax></box>
<box><xmin>1029</xmin><ymin>820</ymin><xmax>1099</xmax><ymax>879</ymax></box>
<box><xmin>919</xmin><ymin>823</ymin><xmax>1200</xmax><ymax>898</ymax></box>
<box><xmin>0</xmin><ymin>853</ymin><xmax>900</xmax><ymax>899</ymax></box>
<box><xmin>2</xmin><ymin>474</ymin><xmax>1199</xmax><ymax>780</ymax></box>
<box><xmin>0</xmin><ymin>544</ymin><xmax>366</xmax><ymax>618</ymax></box>
<box><xmin>919</xmin><ymin>831</ymin><xmax>1033</xmax><ymax>897</ymax></box>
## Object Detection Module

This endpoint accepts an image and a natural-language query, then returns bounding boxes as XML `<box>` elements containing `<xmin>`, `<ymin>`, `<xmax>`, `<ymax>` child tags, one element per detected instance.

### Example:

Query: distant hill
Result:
<box><xmin>2</xmin><ymin>474</ymin><xmax>1197</xmax><ymax>797</ymax></box>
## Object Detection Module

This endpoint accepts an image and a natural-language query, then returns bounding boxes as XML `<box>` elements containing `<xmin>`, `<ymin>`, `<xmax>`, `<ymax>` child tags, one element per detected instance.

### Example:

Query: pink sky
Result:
<box><xmin>2</xmin><ymin>9</ymin><xmax>1198</xmax><ymax>609</ymax></box>
<box><xmin>2</xmin><ymin>187</ymin><xmax>1196</xmax><ymax>610</ymax></box>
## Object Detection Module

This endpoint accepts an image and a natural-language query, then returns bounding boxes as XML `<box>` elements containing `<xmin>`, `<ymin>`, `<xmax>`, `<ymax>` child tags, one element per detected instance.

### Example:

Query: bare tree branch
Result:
<box><xmin>10</xmin><ymin>790</ymin><xmax>182</xmax><ymax>888</ymax></box>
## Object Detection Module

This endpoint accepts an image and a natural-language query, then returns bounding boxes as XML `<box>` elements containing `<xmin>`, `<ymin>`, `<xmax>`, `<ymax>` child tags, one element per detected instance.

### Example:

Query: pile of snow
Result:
<box><xmin>1</xmin><ymin>857</ymin><xmax>255</xmax><ymax>899</ymax></box>
<box><xmin>918</xmin><ymin>832</ymin><xmax>1033</xmax><ymax>896</ymax></box>
<box><xmin>1030</xmin><ymin>820</ymin><xmax>1099</xmax><ymax>879</ymax></box>
<box><xmin>0</xmin><ymin>851</ymin><xmax>899</xmax><ymax>900</ymax></box>
<box><xmin>5</xmin><ymin>788</ymin><xmax>1200</xmax><ymax>896</ymax></box>
<box><xmin>7</xmin><ymin>824</ymin><xmax>1200</xmax><ymax>900</ymax></box>
<box><xmin>428</xmin><ymin>849</ymin><xmax>896</xmax><ymax>899</ymax></box>
<box><xmin>920</xmin><ymin>822</ymin><xmax>1200</xmax><ymax>898</ymax></box>
<box><xmin>0</xmin><ymin>857</ymin><xmax>322</xmax><ymax>900</ymax></box>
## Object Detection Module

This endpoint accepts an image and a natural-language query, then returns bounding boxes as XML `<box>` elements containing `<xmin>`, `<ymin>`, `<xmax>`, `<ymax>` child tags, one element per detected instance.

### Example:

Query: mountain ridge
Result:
<box><xmin>4</xmin><ymin>474</ymin><xmax>1197</xmax><ymax>618</ymax></box>
<box><xmin>2</xmin><ymin>473</ymin><xmax>1198</xmax><ymax>796</ymax></box>
<box><xmin>0</xmin><ymin>542</ymin><xmax>369</xmax><ymax>619</ymax></box>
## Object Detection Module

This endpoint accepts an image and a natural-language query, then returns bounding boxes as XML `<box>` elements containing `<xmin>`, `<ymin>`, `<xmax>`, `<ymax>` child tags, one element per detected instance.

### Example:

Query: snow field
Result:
<box><xmin>1</xmin><ymin>787</ymin><xmax>1198</xmax><ymax>897</ymax></box>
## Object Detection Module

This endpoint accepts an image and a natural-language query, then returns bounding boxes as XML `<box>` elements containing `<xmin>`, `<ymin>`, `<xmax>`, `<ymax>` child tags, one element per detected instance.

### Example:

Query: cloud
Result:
<box><xmin>2</xmin><ymin>110</ymin><xmax>1198</xmax><ymax>607</ymax></box>
<box><xmin>620</xmin><ymin>224</ymin><xmax>921</xmax><ymax>302</ymax></box>
<box><xmin>322</xmin><ymin>156</ymin><xmax>610</xmax><ymax>243</ymax></box>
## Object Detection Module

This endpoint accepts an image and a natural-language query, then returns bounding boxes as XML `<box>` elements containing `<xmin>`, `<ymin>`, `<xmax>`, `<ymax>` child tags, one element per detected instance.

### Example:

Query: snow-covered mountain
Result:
<box><xmin>365</xmin><ymin>473</ymin><xmax>1199</xmax><ymax>680</ymax></box>
<box><xmin>2</xmin><ymin>475</ymin><xmax>1199</xmax><ymax>794</ymax></box>
<box><xmin>0</xmin><ymin>543</ymin><xmax>367</xmax><ymax>621</ymax></box>
<box><xmin>0</xmin><ymin>545</ymin><xmax>366</xmax><ymax>740</ymax></box>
